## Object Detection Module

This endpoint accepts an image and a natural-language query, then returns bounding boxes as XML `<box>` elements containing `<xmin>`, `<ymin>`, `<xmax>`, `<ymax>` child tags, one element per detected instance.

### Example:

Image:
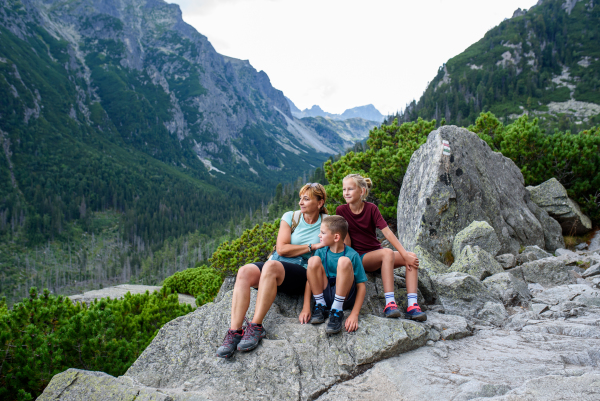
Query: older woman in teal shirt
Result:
<box><xmin>216</xmin><ymin>183</ymin><xmax>328</xmax><ymax>358</ymax></box>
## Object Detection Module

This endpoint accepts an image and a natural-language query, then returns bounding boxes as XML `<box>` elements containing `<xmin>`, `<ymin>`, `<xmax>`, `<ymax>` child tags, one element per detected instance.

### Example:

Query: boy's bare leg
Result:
<box><xmin>393</xmin><ymin>251</ymin><xmax>418</xmax><ymax>293</ymax></box>
<box><xmin>252</xmin><ymin>260</ymin><xmax>285</xmax><ymax>324</ymax></box>
<box><xmin>307</xmin><ymin>256</ymin><xmax>328</xmax><ymax>294</ymax></box>
<box><xmin>362</xmin><ymin>248</ymin><xmax>395</xmax><ymax>293</ymax></box>
<box><xmin>230</xmin><ymin>264</ymin><xmax>262</xmax><ymax>330</ymax></box>
<box><xmin>334</xmin><ymin>257</ymin><xmax>354</xmax><ymax>300</ymax></box>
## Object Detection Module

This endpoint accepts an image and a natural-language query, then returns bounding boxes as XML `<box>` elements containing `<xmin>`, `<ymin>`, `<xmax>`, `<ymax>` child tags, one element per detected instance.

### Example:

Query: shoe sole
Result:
<box><xmin>325</xmin><ymin>326</ymin><xmax>342</xmax><ymax>334</ymax></box>
<box><xmin>408</xmin><ymin>313</ymin><xmax>427</xmax><ymax>322</ymax></box>
<box><xmin>216</xmin><ymin>352</ymin><xmax>234</xmax><ymax>359</ymax></box>
<box><xmin>310</xmin><ymin>317</ymin><xmax>326</xmax><ymax>324</ymax></box>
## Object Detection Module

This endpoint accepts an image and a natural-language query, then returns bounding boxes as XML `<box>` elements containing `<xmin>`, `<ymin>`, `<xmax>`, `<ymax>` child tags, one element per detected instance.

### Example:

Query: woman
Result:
<box><xmin>216</xmin><ymin>183</ymin><xmax>328</xmax><ymax>358</ymax></box>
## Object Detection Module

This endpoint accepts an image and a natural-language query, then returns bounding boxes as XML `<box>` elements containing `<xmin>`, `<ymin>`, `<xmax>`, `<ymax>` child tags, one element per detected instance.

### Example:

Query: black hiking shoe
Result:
<box><xmin>237</xmin><ymin>322</ymin><xmax>266</xmax><ymax>352</ymax></box>
<box><xmin>309</xmin><ymin>303</ymin><xmax>330</xmax><ymax>324</ymax></box>
<box><xmin>326</xmin><ymin>309</ymin><xmax>344</xmax><ymax>334</ymax></box>
<box><xmin>216</xmin><ymin>329</ymin><xmax>243</xmax><ymax>358</ymax></box>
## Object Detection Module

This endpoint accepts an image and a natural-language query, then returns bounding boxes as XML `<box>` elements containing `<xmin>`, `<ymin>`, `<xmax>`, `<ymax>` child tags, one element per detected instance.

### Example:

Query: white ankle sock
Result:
<box><xmin>313</xmin><ymin>293</ymin><xmax>326</xmax><ymax>306</ymax></box>
<box><xmin>384</xmin><ymin>292</ymin><xmax>396</xmax><ymax>305</ymax></box>
<box><xmin>331</xmin><ymin>294</ymin><xmax>345</xmax><ymax>311</ymax></box>
<box><xmin>407</xmin><ymin>293</ymin><xmax>418</xmax><ymax>307</ymax></box>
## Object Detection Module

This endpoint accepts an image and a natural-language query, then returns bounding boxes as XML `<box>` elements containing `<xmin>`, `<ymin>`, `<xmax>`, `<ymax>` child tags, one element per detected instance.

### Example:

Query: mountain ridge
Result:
<box><xmin>286</xmin><ymin>97</ymin><xmax>384</xmax><ymax>122</ymax></box>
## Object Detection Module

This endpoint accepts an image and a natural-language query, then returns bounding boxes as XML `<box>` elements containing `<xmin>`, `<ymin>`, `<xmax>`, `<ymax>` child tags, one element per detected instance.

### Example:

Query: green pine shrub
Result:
<box><xmin>0</xmin><ymin>287</ymin><xmax>192</xmax><ymax>400</ymax></box>
<box><xmin>323</xmin><ymin>118</ymin><xmax>436</xmax><ymax>220</ymax></box>
<box><xmin>208</xmin><ymin>221</ymin><xmax>279</xmax><ymax>276</ymax></box>
<box><xmin>162</xmin><ymin>264</ymin><xmax>223</xmax><ymax>306</ymax></box>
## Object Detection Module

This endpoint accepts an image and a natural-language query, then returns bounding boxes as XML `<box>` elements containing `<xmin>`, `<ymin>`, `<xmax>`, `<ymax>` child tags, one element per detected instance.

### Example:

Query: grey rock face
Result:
<box><xmin>397</xmin><ymin>125</ymin><xmax>564</xmax><ymax>264</ymax></box>
<box><xmin>483</xmin><ymin>272</ymin><xmax>531</xmax><ymax>307</ymax></box>
<box><xmin>424</xmin><ymin>312</ymin><xmax>471</xmax><ymax>341</ymax></box>
<box><xmin>413</xmin><ymin>245</ymin><xmax>449</xmax><ymax>275</ymax></box>
<box><xmin>452</xmin><ymin>220</ymin><xmax>501</xmax><ymax>257</ymax></box>
<box><xmin>510</xmin><ymin>258</ymin><xmax>575</xmax><ymax>287</ymax></box>
<box><xmin>448</xmin><ymin>245</ymin><xmax>504</xmax><ymax>280</ymax></box>
<box><xmin>496</xmin><ymin>253</ymin><xmax>516</xmax><ymax>269</ymax></box>
<box><xmin>527</xmin><ymin>177</ymin><xmax>592</xmax><ymax>235</ymax></box>
<box><xmin>516</xmin><ymin>245</ymin><xmax>553</xmax><ymax>265</ymax></box>
<box><xmin>431</xmin><ymin>272</ymin><xmax>505</xmax><ymax>321</ymax></box>
<box><xmin>393</xmin><ymin>266</ymin><xmax>438</xmax><ymax>305</ymax></box>
<box><xmin>68</xmin><ymin>284</ymin><xmax>196</xmax><ymax>307</ymax></box>
<box><xmin>477</xmin><ymin>301</ymin><xmax>509</xmax><ymax>326</ymax></box>
<box><xmin>214</xmin><ymin>276</ymin><xmax>236</xmax><ymax>303</ymax></box>
<box><xmin>583</xmin><ymin>264</ymin><xmax>600</xmax><ymax>278</ymax></box>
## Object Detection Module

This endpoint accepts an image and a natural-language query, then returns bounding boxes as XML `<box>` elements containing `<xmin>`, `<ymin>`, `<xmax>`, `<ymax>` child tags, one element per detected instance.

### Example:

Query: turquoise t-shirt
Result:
<box><xmin>313</xmin><ymin>245</ymin><xmax>368</xmax><ymax>284</ymax></box>
<box><xmin>282</xmin><ymin>211</ymin><xmax>324</xmax><ymax>260</ymax></box>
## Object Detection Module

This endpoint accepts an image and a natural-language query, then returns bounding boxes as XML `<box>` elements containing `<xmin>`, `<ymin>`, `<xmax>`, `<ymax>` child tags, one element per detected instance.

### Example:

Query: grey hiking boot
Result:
<box><xmin>309</xmin><ymin>303</ymin><xmax>330</xmax><ymax>324</ymax></box>
<box><xmin>216</xmin><ymin>329</ymin><xmax>244</xmax><ymax>358</ymax></box>
<box><xmin>326</xmin><ymin>309</ymin><xmax>344</xmax><ymax>334</ymax></box>
<box><xmin>237</xmin><ymin>322</ymin><xmax>266</xmax><ymax>352</ymax></box>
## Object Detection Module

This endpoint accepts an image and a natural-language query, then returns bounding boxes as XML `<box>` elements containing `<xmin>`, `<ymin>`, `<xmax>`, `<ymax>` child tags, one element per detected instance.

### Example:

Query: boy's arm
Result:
<box><xmin>381</xmin><ymin>226</ymin><xmax>419</xmax><ymax>270</ymax></box>
<box><xmin>345</xmin><ymin>282</ymin><xmax>366</xmax><ymax>332</ymax></box>
<box><xmin>299</xmin><ymin>281</ymin><xmax>312</xmax><ymax>324</ymax></box>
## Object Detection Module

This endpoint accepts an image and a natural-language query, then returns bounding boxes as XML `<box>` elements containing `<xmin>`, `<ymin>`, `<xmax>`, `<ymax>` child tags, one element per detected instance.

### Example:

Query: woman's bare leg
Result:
<box><xmin>252</xmin><ymin>260</ymin><xmax>285</xmax><ymax>324</ymax></box>
<box><xmin>230</xmin><ymin>264</ymin><xmax>261</xmax><ymax>330</ymax></box>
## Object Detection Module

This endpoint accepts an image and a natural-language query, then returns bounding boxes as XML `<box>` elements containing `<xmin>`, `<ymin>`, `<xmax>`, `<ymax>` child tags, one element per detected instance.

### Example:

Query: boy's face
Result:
<box><xmin>318</xmin><ymin>223</ymin><xmax>337</xmax><ymax>246</ymax></box>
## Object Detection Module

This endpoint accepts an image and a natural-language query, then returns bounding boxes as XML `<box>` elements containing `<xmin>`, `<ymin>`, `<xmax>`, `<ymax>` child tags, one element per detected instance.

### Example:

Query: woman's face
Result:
<box><xmin>299</xmin><ymin>190</ymin><xmax>323</xmax><ymax>214</ymax></box>
<box><xmin>343</xmin><ymin>179</ymin><xmax>364</xmax><ymax>203</ymax></box>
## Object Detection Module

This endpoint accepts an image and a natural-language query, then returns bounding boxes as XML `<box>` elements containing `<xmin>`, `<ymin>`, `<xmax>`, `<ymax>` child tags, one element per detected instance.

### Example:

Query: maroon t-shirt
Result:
<box><xmin>336</xmin><ymin>202</ymin><xmax>388</xmax><ymax>255</ymax></box>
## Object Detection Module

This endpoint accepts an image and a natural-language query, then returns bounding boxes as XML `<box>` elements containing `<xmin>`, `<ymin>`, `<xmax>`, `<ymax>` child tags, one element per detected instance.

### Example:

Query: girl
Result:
<box><xmin>336</xmin><ymin>174</ymin><xmax>426</xmax><ymax>321</ymax></box>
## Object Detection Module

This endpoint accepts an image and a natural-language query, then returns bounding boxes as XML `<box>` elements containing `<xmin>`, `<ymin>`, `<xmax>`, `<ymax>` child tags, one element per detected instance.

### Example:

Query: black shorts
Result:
<box><xmin>323</xmin><ymin>277</ymin><xmax>357</xmax><ymax>310</ymax></box>
<box><xmin>253</xmin><ymin>261</ymin><xmax>307</xmax><ymax>295</ymax></box>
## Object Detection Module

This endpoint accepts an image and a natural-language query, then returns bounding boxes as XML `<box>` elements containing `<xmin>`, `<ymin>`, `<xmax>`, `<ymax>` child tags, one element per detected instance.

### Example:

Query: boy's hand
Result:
<box><xmin>299</xmin><ymin>308</ymin><xmax>311</xmax><ymax>324</ymax></box>
<box><xmin>404</xmin><ymin>252</ymin><xmax>419</xmax><ymax>271</ymax></box>
<box><xmin>345</xmin><ymin>313</ymin><xmax>359</xmax><ymax>332</ymax></box>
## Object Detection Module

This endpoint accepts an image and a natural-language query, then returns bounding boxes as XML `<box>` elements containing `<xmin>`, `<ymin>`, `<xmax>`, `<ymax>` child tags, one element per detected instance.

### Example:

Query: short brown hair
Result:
<box><xmin>322</xmin><ymin>215</ymin><xmax>348</xmax><ymax>240</ymax></box>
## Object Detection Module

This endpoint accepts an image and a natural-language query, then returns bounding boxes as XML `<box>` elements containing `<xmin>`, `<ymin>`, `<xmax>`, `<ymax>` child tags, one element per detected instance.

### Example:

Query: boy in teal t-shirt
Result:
<box><xmin>306</xmin><ymin>215</ymin><xmax>367</xmax><ymax>334</ymax></box>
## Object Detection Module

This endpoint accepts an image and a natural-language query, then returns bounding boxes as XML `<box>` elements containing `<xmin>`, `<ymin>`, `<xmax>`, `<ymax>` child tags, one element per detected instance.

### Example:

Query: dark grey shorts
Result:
<box><xmin>252</xmin><ymin>261</ymin><xmax>307</xmax><ymax>295</ymax></box>
<box><xmin>323</xmin><ymin>277</ymin><xmax>357</xmax><ymax>310</ymax></box>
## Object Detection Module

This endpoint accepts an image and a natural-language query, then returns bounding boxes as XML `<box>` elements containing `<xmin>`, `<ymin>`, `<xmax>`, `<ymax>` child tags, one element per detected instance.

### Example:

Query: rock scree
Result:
<box><xmin>397</xmin><ymin>125</ymin><xmax>564</xmax><ymax>262</ymax></box>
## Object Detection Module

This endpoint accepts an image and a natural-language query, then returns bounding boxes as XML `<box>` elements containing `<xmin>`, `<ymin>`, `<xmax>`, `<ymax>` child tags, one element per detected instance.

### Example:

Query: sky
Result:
<box><xmin>169</xmin><ymin>0</ymin><xmax>540</xmax><ymax>116</ymax></box>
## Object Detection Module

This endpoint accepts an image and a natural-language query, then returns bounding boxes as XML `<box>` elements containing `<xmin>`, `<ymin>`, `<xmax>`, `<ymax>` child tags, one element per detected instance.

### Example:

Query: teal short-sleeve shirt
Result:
<box><xmin>313</xmin><ymin>245</ymin><xmax>367</xmax><ymax>284</ymax></box>
<box><xmin>282</xmin><ymin>211</ymin><xmax>323</xmax><ymax>260</ymax></box>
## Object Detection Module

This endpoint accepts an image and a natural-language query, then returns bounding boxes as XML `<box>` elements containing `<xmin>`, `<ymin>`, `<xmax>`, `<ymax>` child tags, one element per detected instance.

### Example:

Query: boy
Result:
<box><xmin>305</xmin><ymin>215</ymin><xmax>367</xmax><ymax>334</ymax></box>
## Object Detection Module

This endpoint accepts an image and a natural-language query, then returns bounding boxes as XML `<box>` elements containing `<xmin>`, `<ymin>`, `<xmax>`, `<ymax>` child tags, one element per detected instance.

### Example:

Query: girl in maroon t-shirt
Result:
<box><xmin>336</xmin><ymin>174</ymin><xmax>426</xmax><ymax>321</ymax></box>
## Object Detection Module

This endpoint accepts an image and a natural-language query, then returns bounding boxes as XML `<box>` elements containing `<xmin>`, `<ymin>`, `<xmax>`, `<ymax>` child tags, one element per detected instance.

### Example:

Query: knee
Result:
<box><xmin>338</xmin><ymin>257</ymin><xmax>353</xmax><ymax>273</ymax></box>
<box><xmin>236</xmin><ymin>264</ymin><xmax>258</xmax><ymax>284</ymax></box>
<box><xmin>383</xmin><ymin>248</ymin><xmax>394</xmax><ymax>262</ymax></box>
<box><xmin>308</xmin><ymin>256</ymin><xmax>322</xmax><ymax>271</ymax></box>
<box><xmin>262</xmin><ymin>260</ymin><xmax>283</xmax><ymax>278</ymax></box>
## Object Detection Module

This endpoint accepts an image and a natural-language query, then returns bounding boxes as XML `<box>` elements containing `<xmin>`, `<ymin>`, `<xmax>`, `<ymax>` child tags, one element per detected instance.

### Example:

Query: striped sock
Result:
<box><xmin>331</xmin><ymin>294</ymin><xmax>345</xmax><ymax>311</ymax></box>
<box><xmin>407</xmin><ymin>293</ymin><xmax>418</xmax><ymax>307</ymax></box>
<box><xmin>384</xmin><ymin>292</ymin><xmax>396</xmax><ymax>305</ymax></box>
<box><xmin>313</xmin><ymin>293</ymin><xmax>326</xmax><ymax>306</ymax></box>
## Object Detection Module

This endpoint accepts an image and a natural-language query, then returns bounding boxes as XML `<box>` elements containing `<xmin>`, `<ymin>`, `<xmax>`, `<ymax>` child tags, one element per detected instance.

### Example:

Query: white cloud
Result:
<box><xmin>170</xmin><ymin>0</ymin><xmax>540</xmax><ymax>116</ymax></box>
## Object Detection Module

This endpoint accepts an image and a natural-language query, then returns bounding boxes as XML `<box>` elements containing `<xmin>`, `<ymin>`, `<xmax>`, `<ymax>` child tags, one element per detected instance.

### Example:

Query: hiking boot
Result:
<box><xmin>384</xmin><ymin>301</ymin><xmax>402</xmax><ymax>318</ymax></box>
<box><xmin>309</xmin><ymin>303</ymin><xmax>330</xmax><ymax>324</ymax></box>
<box><xmin>237</xmin><ymin>322</ymin><xmax>266</xmax><ymax>352</ymax></box>
<box><xmin>216</xmin><ymin>329</ymin><xmax>243</xmax><ymax>358</ymax></box>
<box><xmin>406</xmin><ymin>304</ymin><xmax>427</xmax><ymax>321</ymax></box>
<box><xmin>326</xmin><ymin>309</ymin><xmax>344</xmax><ymax>334</ymax></box>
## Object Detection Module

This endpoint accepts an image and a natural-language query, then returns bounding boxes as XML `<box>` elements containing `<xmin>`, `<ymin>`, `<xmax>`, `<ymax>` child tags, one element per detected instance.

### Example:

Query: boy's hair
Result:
<box><xmin>322</xmin><ymin>215</ymin><xmax>348</xmax><ymax>240</ymax></box>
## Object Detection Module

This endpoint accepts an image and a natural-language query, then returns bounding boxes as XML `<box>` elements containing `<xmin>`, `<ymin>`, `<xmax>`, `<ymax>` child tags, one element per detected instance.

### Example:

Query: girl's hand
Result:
<box><xmin>404</xmin><ymin>252</ymin><xmax>419</xmax><ymax>271</ymax></box>
<box><xmin>299</xmin><ymin>308</ymin><xmax>311</xmax><ymax>324</ymax></box>
<box><xmin>345</xmin><ymin>313</ymin><xmax>359</xmax><ymax>332</ymax></box>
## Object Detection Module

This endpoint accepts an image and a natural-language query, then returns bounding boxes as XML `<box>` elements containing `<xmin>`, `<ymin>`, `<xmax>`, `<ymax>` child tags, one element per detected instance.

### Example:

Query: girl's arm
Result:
<box><xmin>344</xmin><ymin>234</ymin><xmax>352</xmax><ymax>247</ymax></box>
<box><xmin>381</xmin><ymin>227</ymin><xmax>419</xmax><ymax>270</ymax></box>
<box><xmin>345</xmin><ymin>282</ymin><xmax>366</xmax><ymax>332</ymax></box>
<box><xmin>276</xmin><ymin>220</ymin><xmax>325</xmax><ymax>257</ymax></box>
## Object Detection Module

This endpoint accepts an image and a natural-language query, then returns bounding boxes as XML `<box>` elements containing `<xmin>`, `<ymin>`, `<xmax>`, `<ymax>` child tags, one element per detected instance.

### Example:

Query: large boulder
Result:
<box><xmin>516</xmin><ymin>245</ymin><xmax>553</xmax><ymax>265</ymax></box>
<box><xmin>431</xmin><ymin>272</ymin><xmax>505</xmax><ymax>322</ymax></box>
<box><xmin>527</xmin><ymin>177</ymin><xmax>593</xmax><ymax>235</ymax></box>
<box><xmin>509</xmin><ymin>258</ymin><xmax>575</xmax><ymax>288</ymax></box>
<box><xmin>448</xmin><ymin>245</ymin><xmax>504</xmax><ymax>280</ymax></box>
<box><xmin>452</xmin><ymin>220</ymin><xmax>501</xmax><ymax>257</ymax></box>
<box><xmin>397</xmin><ymin>126</ymin><xmax>564</xmax><ymax>265</ymax></box>
<box><xmin>68</xmin><ymin>284</ymin><xmax>197</xmax><ymax>307</ymax></box>
<box><xmin>483</xmin><ymin>272</ymin><xmax>531</xmax><ymax>307</ymax></box>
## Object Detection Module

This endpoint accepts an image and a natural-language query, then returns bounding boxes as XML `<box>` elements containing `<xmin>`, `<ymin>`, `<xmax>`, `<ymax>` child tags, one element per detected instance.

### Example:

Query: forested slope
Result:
<box><xmin>390</xmin><ymin>0</ymin><xmax>600</xmax><ymax>132</ymax></box>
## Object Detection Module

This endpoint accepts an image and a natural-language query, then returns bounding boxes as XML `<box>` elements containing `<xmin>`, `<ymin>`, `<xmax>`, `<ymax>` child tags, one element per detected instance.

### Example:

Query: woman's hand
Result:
<box><xmin>404</xmin><ymin>251</ymin><xmax>419</xmax><ymax>271</ymax></box>
<box><xmin>311</xmin><ymin>241</ymin><xmax>326</xmax><ymax>251</ymax></box>
<box><xmin>345</xmin><ymin>312</ymin><xmax>359</xmax><ymax>332</ymax></box>
<box><xmin>299</xmin><ymin>308</ymin><xmax>311</xmax><ymax>324</ymax></box>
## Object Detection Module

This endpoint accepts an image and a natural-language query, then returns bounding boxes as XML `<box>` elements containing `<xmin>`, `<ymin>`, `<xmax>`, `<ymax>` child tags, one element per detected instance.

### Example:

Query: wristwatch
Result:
<box><xmin>308</xmin><ymin>243</ymin><xmax>312</xmax><ymax>252</ymax></box>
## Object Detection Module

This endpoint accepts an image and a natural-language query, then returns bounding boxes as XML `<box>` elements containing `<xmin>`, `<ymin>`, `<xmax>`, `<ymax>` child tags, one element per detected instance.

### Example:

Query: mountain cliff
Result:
<box><xmin>391</xmin><ymin>0</ymin><xmax>600</xmax><ymax>131</ymax></box>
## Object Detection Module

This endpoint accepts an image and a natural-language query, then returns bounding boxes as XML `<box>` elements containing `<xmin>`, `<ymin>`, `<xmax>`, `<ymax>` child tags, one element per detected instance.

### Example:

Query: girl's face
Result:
<box><xmin>298</xmin><ymin>190</ymin><xmax>323</xmax><ymax>214</ymax></box>
<box><xmin>343</xmin><ymin>179</ymin><xmax>364</xmax><ymax>204</ymax></box>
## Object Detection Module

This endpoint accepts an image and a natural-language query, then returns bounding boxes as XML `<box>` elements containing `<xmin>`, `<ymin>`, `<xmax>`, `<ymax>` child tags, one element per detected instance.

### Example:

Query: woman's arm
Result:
<box><xmin>381</xmin><ymin>227</ymin><xmax>419</xmax><ymax>269</ymax></box>
<box><xmin>345</xmin><ymin>282</ymin><xmax>366</xmax><ymax>332</ymax></box>
<box><xmin>276</xmin><ymin>220</ymin><xmax>325</xmax><ymax>257</ymax></box>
